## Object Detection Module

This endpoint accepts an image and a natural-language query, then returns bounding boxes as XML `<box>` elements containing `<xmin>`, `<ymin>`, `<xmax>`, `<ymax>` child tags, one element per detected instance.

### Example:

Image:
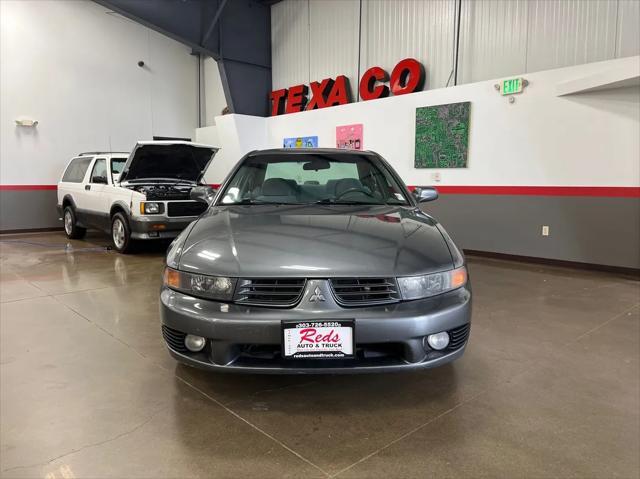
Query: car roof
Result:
<box><xmin>78</xmin><ymin>151</ymin><xmax>129</xmax><ymax>158</ymax></box>
<box><xmin>247</xmin><ymin>148</ymin><xmax>378</xmax><ymax>157</ymax></box>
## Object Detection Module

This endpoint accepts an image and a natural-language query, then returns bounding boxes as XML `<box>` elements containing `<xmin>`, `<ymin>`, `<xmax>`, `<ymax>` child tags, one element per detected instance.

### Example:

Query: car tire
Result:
<box><xmin>111</xmin><ymin>212</ymin><xmax>134</xmax><ymax>254</ymax></box>
<box><xmin>63</xmin><ymin>206</ymin><xmax>86</xmax><ymax>239</ymax></box>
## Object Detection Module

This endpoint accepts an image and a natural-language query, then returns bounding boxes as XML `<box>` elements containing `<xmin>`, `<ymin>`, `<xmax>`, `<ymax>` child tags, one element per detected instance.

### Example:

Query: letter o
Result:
<box><xmin>390</xmin><ymin>58</ymin><xmax>425</xmax><ymax>96</ymax></box>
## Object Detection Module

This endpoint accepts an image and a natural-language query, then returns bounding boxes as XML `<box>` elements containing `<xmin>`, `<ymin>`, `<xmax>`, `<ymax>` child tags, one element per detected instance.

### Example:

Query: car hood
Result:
<box><xmin>119</xmin><ymin>141</ymin><xmax>218</xmax><ymax>183</ymax></box>
<box><xmin>178</xmin><ymin>205</ymin><xmax>454</xmax><ymax>278</ymax></box>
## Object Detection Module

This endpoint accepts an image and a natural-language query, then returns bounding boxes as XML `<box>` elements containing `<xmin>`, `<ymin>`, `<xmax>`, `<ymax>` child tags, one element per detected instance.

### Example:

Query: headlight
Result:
<box><xmin>397</xmin><ymin>266</ymin><xmax>467</xmax><ymax>300</ymax></box>
<box><xmin>140</xmin><ymin>202</ymin><xmax>163</xmax><ymax>214</ymax></box>
<box><xmin>163</xmin><ymin>267</ymin><xmax>236</xmax><ymax>301</ymax></box>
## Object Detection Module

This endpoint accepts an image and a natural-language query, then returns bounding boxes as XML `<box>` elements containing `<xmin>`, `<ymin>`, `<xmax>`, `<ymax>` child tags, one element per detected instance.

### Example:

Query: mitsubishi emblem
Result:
<box><xmin>309</xmin><ymin>286</ymin><xmax>326</xmax><ymax>302</ymax></box>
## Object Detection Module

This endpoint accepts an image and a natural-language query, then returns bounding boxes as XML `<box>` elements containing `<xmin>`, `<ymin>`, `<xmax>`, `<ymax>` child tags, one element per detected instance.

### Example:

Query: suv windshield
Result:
<box><xmin>111</xmin><ymin>158</ymin><xmax>126</xmax><ymax>182</ymax></box>
<box><xmin>219</xmin><ymin>153</ymin><xmax>410</xmax><ymax>206</ymax></box>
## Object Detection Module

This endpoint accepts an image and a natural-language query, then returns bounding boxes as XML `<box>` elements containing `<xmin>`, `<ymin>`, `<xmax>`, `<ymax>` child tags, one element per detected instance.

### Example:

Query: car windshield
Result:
<box><xmin>219</xmin><ymin>153</ymin><xmax>410</xmax><ymax>206</ymax></box>
<box><xmin>111</xmin><ymin>158</ymin><xmax>126</xmax><ymax>182</ymax></box>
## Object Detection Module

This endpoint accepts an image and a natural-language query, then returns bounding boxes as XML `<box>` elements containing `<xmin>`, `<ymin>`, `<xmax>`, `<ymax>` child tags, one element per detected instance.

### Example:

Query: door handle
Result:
<box><xmin>85</xmin><ymin>185</ymin><xmax>91</xmax><ymax>190</ymax></box>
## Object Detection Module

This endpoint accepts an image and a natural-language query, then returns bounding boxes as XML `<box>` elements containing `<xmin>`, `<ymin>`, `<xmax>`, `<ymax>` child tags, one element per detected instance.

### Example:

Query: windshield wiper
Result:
<box><xmin>230</xmin><ymin>199</ymin><xmax>304</xmax><ymax>205</ymax></box>
<box><xmin>313</xmin><ymin>199</ymin><xmax>385</xmax><ymax>205</ymax></box>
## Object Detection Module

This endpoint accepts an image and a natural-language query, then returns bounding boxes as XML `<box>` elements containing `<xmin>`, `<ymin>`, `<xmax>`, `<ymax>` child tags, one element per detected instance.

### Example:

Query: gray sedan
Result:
<box><xmin>160</xmin><ymin>148</ymin><xmax>471</xmax><ymax>373</ymax></box>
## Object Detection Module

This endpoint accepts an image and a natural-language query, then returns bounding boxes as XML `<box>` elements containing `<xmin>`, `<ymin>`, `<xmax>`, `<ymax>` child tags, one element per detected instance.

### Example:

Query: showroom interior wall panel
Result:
<box><xmin>617</xmin><ymin>0</ymin><xmax>640</xmax><ymax>58</ymax></box>
<box><xmin>0</xmin><ymin>0</ymin><xmax>199</xmax><ymax>231</ymax></box>
<box><xmin>271</xmin><ymin>0</ymin><xmax>310</xmax><ymax>91</ymax></box>
<box><xmin>359</xmin><ymin>0</ymin><xmax>456</xmax><ymax>91</ymax></box>
<box><xmin>457</xmin><ymin>0</ymin><xmax>529</xmax><ymax>84</ymax></box>
<box><xmin>271</xmin><ymin>0</ymin><xmax>640</xmax><ymax>92</ymax></box>
<box><xmin>309</xmin><ymin>0</ymin><xmax>360</xmax><ymax>100</ymax></box>
<box><xmin>524</xmin><ymin>0</ymin><xmax>619</xmax><ymax>73</ymax></box>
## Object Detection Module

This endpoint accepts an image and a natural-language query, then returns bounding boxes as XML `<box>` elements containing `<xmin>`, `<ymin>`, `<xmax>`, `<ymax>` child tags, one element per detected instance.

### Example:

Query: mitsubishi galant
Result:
<box><xmin>160</xmin><ymin>148</ymin><xmax>471</xmax><ymax>373</ymax></box>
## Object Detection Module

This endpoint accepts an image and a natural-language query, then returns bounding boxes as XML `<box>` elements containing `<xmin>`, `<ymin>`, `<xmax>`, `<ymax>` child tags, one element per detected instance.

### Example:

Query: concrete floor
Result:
<box><xmin>0</xmin><ymin>232</ymin><xmax>638</xmax><ymax>479</ymax></box>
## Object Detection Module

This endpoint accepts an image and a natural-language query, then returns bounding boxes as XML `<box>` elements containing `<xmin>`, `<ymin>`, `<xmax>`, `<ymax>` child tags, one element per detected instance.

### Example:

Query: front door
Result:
<box><xmin>83</xmin><ymin>158</ymin><xmax>110</xmax><ymax>230</ymax></box>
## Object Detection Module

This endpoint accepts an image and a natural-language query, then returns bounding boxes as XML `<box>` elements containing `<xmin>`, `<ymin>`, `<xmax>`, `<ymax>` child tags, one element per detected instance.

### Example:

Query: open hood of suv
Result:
<box><xmin>118</xmin><ymin>141</ymin><xmax>218</xmax><ymax>183</ymax></box>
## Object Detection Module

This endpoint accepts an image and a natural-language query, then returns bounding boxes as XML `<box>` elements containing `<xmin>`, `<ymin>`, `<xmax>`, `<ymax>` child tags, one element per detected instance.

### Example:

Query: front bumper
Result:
<box><xmin>159</xmin><ymin>281</ymin><xmax>472</xmax><ymax>374</ymax></box>
<box><xmin>129</xmin><ymin>216</ymin><xmax>195</xmax><ymax>240</ymax></box>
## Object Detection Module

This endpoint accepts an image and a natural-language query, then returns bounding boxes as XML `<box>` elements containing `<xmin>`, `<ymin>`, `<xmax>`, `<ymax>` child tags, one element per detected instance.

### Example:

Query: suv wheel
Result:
<box><xmin>111</xmin><ymin>213</ymin><xmax>134</xmax><ymax>253</ymax></box>
<box><xmin>63</xmin><ymin>206</ymin><xmax>86</xmax><ymax>239</ymax></box>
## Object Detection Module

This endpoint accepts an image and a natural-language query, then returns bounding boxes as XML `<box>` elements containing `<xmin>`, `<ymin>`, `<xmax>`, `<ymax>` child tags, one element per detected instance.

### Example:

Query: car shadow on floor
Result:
<box><xmin>173</xmin><ymin>361</ymin><xmax>462</xmax><ymax>414</ymax></box>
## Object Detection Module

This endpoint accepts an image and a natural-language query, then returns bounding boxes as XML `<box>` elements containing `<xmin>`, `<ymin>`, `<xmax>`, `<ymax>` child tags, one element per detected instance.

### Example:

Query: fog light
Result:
<box><xmin>426</xmin><ymin>332</ymin><xmax>450</xmax><ymax>350</ymax></box>
<box><xmin>184</xmin><ymin>334</ymin><xmax>206</xmax><ymax>352</ymax></box>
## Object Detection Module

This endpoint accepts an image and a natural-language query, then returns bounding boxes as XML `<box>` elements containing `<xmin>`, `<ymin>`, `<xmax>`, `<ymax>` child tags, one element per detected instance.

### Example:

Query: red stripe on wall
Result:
<box><xmin>411</xmin><ymin>186</ymin><xmax>640</xmax><ymax>198</ymax></box>
<box><xmin>0</xmin><ymin>185</ymin><xmax>58</xmax><ymax>191</ymax></box>
<box><xmin>1</xmin><ymin>184</ymin><xmax>639</xmax><ymax>197</ymax></box>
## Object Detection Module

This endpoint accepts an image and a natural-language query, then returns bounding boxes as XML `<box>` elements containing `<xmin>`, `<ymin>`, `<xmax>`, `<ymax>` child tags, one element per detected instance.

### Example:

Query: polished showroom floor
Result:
<box><xmin>1</xmin><ymin>232</ymin><xmax>638</xmax><ymax>478</ymax></box>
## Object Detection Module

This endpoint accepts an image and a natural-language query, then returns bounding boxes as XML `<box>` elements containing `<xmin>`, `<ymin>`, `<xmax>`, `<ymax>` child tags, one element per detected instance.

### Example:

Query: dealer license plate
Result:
<box><xmin>282</xmin><ymin>320</ymin><xmax>355</xmax><ymax>359</ymax></box>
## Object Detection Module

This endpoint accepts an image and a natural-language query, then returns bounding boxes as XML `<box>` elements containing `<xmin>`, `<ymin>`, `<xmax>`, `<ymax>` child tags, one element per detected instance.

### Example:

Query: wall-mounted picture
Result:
<box><xmin>283</xmin><ymin>136</ymin><xmax>318</xmax><ymax>148</ymax></box>
<box><xmin>336</xmin><ymin>124</ymin><xmax>363</xmax><ymax>150</ymax></box>
<box><xmin>415</xmin><ymin>101</ymin><xmax>470</xmax><ymax>168</ymax></box>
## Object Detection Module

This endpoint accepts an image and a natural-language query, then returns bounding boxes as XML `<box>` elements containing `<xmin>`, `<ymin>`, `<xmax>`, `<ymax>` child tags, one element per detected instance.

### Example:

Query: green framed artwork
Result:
<box><xmin>414</xmin><ymin>101</ymin><xmax>470</xmax><ymax>168</ymax></box>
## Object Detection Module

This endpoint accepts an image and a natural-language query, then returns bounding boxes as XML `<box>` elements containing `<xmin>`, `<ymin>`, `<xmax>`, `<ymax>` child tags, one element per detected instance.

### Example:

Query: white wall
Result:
<box><xmin>0</xmin><ymin>0</ymin><xmax>198</xmax><ymax>185</ymax></box>
<box><xmin>272</xmin><ymin>0</ymin><xmax>640</xmax><ymax>96</ymax></box>
<box><xmin>202</xmin><ymin>57</ymin><xmax>640</xmax><ymax>188</ymax></box>
<box><xmin>197</xmin><ymin>115</ymin><xmax>269</xmax><ymax>184</ymax></box>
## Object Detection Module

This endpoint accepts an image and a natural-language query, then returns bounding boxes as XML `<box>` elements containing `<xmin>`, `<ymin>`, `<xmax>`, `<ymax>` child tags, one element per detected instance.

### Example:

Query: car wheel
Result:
<box><xmin>111</xmin><ymin>212</ymin><xmax>134</xmax><ymax>253</ymax></box>
<box><xmin>63</xmin><ymin>206</ymin><xmax>86</xmax><ymax>239</ymax></box>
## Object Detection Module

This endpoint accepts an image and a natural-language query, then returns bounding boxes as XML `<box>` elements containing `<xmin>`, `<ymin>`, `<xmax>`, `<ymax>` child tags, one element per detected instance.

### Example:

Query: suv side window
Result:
<box><xmin>61</xmin><ymin>157</ymin><xmax>92</xmax><ymax>183</ymax></box>
<box><xmin>90</xmin><ymin>159</ymin><xmax>108</xmax><ymax>184</ymax></box>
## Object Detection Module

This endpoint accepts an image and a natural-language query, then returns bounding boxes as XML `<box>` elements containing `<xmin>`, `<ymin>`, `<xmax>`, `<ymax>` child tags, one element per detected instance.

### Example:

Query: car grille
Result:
<box><xmin>167</xmin><ymin>201</ymin><xmax>207</xmax><ymax>217</ymax></box>
<box><xmin>330</xmin><ymin>278</ymin><xmax>400</xmax><ymax>306</ymax></box>
<box><xmin>448</xmin><ymin>323</ymin><xmax>471</xmax><ymax>350</ymax></box>
<box><xmin>162</xmin><ymin>325</ymin><xmax>187</xmax><ymax>353</ymax></box>
<box><xmin>234</xmin><ymin>278</ymin><xmax>306</xmax><ymax>307</ymax></box>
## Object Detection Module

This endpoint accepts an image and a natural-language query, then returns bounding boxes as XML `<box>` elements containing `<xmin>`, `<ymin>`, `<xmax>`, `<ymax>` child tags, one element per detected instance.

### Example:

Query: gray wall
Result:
<box><xmin>0</xmin><ymin>191</ymin><xmax>60</xmax><ymax>231</ymax></box>
<box><xmin>424</xmin><ymin>195</ymin><xmax>640</xmax><ymax>269</ymax></box>
<box><xmin>1</xmin><ymin>190</ymin><xmax>638</xmax><ymax>269</ymax></box>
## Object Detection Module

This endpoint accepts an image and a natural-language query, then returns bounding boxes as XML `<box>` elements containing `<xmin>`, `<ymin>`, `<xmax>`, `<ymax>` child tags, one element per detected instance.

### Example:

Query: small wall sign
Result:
<box><xmin>336</xmin><ymin>124</ymin><xmax>363</xmax><ymax>150</ymax></box>
<box><xmin>283</xmin><ymin>136</ymin><xmax>318</xmax><ymax>148</ymax></box>
<box><xmin>501</xmin><ymin>77</ymin><xmax>525</xmax><ymax>95</ymax></box>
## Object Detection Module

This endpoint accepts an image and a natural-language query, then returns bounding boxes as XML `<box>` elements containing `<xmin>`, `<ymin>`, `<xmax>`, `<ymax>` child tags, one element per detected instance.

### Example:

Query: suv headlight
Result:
<box><xmin>163</xmin><ymin>267</ymin><xmax>236</xmax><ymax>301</ymax></box>
<box><xmin>140</xmin><ymin>202</ymin><xmax>164</xmax><ymax>214</ymax></box>
<box><xmin>397</xmin><ymin>266</ymin><xmax>467</xmax><ymax>300</ymax></box>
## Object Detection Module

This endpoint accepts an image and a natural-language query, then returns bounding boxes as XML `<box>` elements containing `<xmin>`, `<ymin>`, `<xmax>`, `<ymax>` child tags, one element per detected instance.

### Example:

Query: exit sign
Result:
<box><xmin>502</xmin><ymin>77</ymin><xmax>523</xmax><ymax>95</ymax></box>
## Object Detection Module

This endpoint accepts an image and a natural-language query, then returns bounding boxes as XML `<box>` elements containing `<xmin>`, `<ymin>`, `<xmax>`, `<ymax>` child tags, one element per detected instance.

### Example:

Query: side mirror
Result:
<box><xmin>413</xmin><ymin>187</ymin><xmax>438</xmax><ymax>203</ymax></box>
<box><xmin>93</xmin><ymin>175</ymin><xmax>108</xmax><ymax>184</ymax></box>
<box><xmin>190</xmin><ymin>186</ymin><xmax>217</xmax><ymax>205</ymax></box>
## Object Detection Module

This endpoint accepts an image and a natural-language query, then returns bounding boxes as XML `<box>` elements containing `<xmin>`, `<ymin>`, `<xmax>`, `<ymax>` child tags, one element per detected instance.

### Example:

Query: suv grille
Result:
<box><xmin>167</xmin><ymin>201</ymin><xmax>207</xmax><ymax>217</ymax></box>
<box><xmin>330</xmin><ymin>278</ymin><xmax>400</xmax><ymax>306</ymax></box>
<box><xmin>234</xmin><ymin>278</ymin><xmax>306</xmax><ymax>307</ymax></box>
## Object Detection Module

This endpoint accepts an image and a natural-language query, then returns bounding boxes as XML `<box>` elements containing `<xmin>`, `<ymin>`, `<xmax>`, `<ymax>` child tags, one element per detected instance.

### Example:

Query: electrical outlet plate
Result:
<box><xmin>542</xmin><ymin>225</ymin><xmax>550</xmax><ymax>236</ymax></box>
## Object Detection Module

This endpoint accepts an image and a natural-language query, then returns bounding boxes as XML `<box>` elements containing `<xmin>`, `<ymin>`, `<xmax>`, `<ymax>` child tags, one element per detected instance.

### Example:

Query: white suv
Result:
<box><xmin>57</xmin><ymin>141</ymin><xmax>218</xmax><ymax>253</ymax></box>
